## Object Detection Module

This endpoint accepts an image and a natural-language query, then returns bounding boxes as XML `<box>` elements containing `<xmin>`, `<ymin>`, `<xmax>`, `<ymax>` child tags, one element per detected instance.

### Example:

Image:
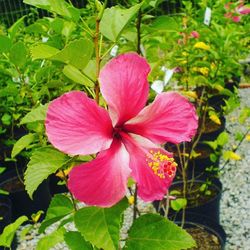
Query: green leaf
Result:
<box><xmin>235</xmin><ymin>132</ymin><xmax>244</xmax><ymax>141</ymax></box>
<box><xmin>25</xmin><ymin>147</ymin><xmax>70</xmax><ymax>198</ymax></box>
<box><xmin>0</xmin><ymin>36</ymin><xmax>12</xmax><ymax>53</ymax></box>
<box><xmin>11</xmin><ymin>133</ymin><xmax>36</xmax><ymax>158</ymax></box>
<box><xmin>9</xmin><ymin>42</ymin><xmax>27</xmax><ymax>67</ymax></box>
<box><xmin>0</xmin><ymin>216</ymin><xmax>28</xmax><ymax>247</ymax></box>
<box><xmin>0</xmin><ymin>167</ymin><xmax>6</xmax><ymax>174</ymax></box>
<box><xmin>30</xmin><ymin>44</ymin><xmax>59</xmax><ymax>60</ymax></box>
<box><xmin>51</xmin><ymin>39</ymin><xmax>94</xmax><ymax>69</ymax></box>
<box><xmin>150</xmin><ymin>15</ymin><xmax>179</xmax><ymax>31</ymax></box>
<box><xmin>20</xmin><ymin>104</ymin><xmax>49</xmax><ymax>124</ymax></box>
<box><xmin>64</xmin><ymin>231</ymin><xmax>93</xmax><ymax>250</ymax></box>
<box><xmin>39</xmin><ymin>194</ymin><xmax>74</xmax><ymax>233</ymax></box>
<box><xmin>125</xmin><ymin>214</ymin><xmax>196</xmax><ymax>250</ymax></box>
<box><xmin>8</xmin><ymin>16</ymin><xmax>25</xmax><ymax>39</ymax></box>
<box><xmin>239</xmin><ymin>107</ymin><xmax>250</xmax><ymax>124</ymax></box>
<box><xmin>63</xmin><ymin>65</ymin><xmax>94</xmax><ymax>87</ymax></box>
<box><xmin>216</xmin><ymin>131</ymin><xmax>229</xmax><ymax>147</ymax></box>
<box><xmin>36</xmin><ymin>226</ymin><xmax>66</xmax><ymax>250</ymax></box>
<box><xmin>171</xmin><ymin>198</ymin><xmax>187</xmax><ymax>211</ymax></box>
<box><xmin>74</xmin><ymin>198</ymin><xmax>128</xmax><ymax>250</ymax></box>
<box><xmin>24</xmin><ymin>0</ymin><xmax>80</xmax><ymax>21</ymax></box>
<box><xmin>20</xmin><ymin>225</ymin><xmax>33</xmax><ymax>240</ymax></box>
<box><xmin>223</xmin><ymin>151</ymin><xmax>241</xmax><ymax>161</ymax></box>
<box><xmin>1</xmin><ymin>113</ymin><xmax>12</xmax><ymax>126</ymax></box>
<box><xmin>100</xmin><ymin>4</ymin><xmax>142</xmax><ymax>42</ymax></box>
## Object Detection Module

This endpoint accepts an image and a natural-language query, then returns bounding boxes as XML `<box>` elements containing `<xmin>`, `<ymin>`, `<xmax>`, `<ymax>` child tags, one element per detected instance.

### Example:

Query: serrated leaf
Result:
<box><xmin>100</xmin><ymin>4</ymin><xmax>142</xmax><ymax>42</ymax></box>
<box><xmin>11</xmin><ymin>133</ymin><xmax>36</xmax><ymax>158</ymax></box>
<box><xmin>0</xmin><ymin>36</ymin><xmax>12</xmax><ymax>53</ymax></box>
<box><xmin>150</xmin><ymin>15</ymin><xmax>179</xmax><ymax>31</ymax></box>
<box><xmin>0</xmin><ymin>216</ymin><xmax>28</xmax><ymax>247</ymax></box>
<box><xmin>30</xmin><ymin>44</ymin><xmax>59</xmax><ymax>60</ymax></box>
<box><xmin>31</xmin><ymin>39</ymin><xmax>94</xmax><ymax>70</ymax></box>
<box><xmin>20</xmin><ymin>104</ymin><xmax>49</xmax><ymax>124</ymax></box>
<box><xmin>64</xmin><ymin>231</ymin><xmax>93</xmax><ymax>250</ymax></box>
<box><xmin>24</xmin><ymin>0</ymin><xmax>80</xmax><ymax>20</ymax></box>
<box><xmin>74</xmin><ymin>198</ymin><xmax>128</xmax><ymax>250</ymax></box>
<box><xmin>9</xmin><ymin>42</ymin><xmax>27</xmax><ymax>67</ymax></box>
<box><xmin>51</xmin><ymin>39</ymin><xmax>94</xmax><ymax>69</ymax></box>
<box><xmin>125</xmin><ymin>214</ymin><xmax>196</xmax><ymax>250</ymax></box>
<box><xmin>36</xmin><ymin>226</ymin><xmax>66</xmax><ymax>250</ymax></box>
<box><xmin>25</xmin><ymin>147</ymin><xmax>70</xmax><ymax>198</ymax></box>
<box><xmin>63</xmin><ymin>65</ymin><xmax>94</xmax><ymax>87</ymax></box>
<box><xmin>39</xmin><ymin>194</ymin><xmax>74</xmax><ymax>233</ymax></box>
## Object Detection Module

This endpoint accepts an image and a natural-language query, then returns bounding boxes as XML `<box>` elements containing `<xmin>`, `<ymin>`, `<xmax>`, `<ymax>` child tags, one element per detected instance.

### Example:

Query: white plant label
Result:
<box><xmin>110</xmin><ymin>45</ymin><xmax>119</xmax><ymax>57</ymax></box>
<box><xmin>151</xmin><ymin>80</ymin><xmax>164</xmax><ymax>94</ymax></box>
<box><xmin>204</xmin><ymin>7</ymin><xmax>212</xmax><ymax>26</ymax></box>
<box><xmin>164</xmin><ymin>69</ymin><xmax>174</xmax><ymax>85</ymax></box>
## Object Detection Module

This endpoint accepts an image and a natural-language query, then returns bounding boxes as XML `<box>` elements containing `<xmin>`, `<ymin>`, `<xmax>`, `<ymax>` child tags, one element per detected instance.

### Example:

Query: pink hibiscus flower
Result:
<box><xmin>224</xmin><ymin>1</ymin><xmax>250</xmax><ymax>22</ymax></box>
<box><xmin>45</xmin><ymin>53</ymin><xmax>198</xmax><ymax>207</ymax></box>
<box><xmin>190</xmin><ymin>31</ymin><xmax>200</xmax><ymax>39</ymax></box>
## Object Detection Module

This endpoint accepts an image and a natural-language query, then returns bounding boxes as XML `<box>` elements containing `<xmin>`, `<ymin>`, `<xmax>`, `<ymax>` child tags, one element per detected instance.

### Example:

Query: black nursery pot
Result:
<box><xmin>0</xmin><ymin>169</ymin><xmax>51</xmax><ymax>220</ymax></box>
<box><xmin>175</xmin><ymin>212</ymin><xmax>226</xmax><ymax>250</ymax></box>
<box><xmin>165</xmin><ymin>143</ymin><xmax>220</xmax><ymax>180</ymax></box>
<box><xmin>208</xmin><ymin>95</ymin><xmax>228</xmax><ymax>113</ymax></box>
<box><xmin>49</xmin><ymin>175</ymin><xmax>68</xmax><ymax>195</ymax></box>
<box><xmin>0</xmin><ymin>195</ymin><xmax>12</xmax><ymax>234</ymax></box>
<box><xmin>169</xmin><ymin>179</ymin><xmax>222</xmax><ymax>225</ymax></box>
<box><xmin>187</xmin><ymin>144</ymin><xmax>220</xmax><ymax>180</ymax></box>
<box><xmin>199</xmin><ymin>116</ymin><xmax>226</xmax><ymax>141</ymax></box>
<box><xmin>154</xmin><ymin>179</ymin><xmax>222</xmax><ymax>225</ymax></box>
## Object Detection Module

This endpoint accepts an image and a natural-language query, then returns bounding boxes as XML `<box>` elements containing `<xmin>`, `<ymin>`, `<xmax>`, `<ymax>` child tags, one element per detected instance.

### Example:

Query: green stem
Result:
<box><xmin>62</xmin><ymin>169</ymin><xmax>77</xmax><ymax>212</ymax></box>
<box><xmin>133</xmin><ymin>185</ymin><xmax>138</xmax><ymax>221</ymax></box>
<box><xmin>220</xmin><ymin>128</ymin><xmax>250</xmax><ymax>171</ymax></box>
<box><xmin>94</xmin><ymin>17</ymin><xmax>101</xmax><ymax>104</ymax></box>
<box><xmin>136</xmin><ymin>8</ymin><xmax>142</xmax><ymax>55</ymax></box>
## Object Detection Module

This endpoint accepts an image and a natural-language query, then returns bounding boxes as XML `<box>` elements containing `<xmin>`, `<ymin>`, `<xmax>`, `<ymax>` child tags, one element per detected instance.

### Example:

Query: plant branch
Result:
<box><xmin>94</xmin><ymin>17</ymin><xmax>101</xmax><ymax>104</ymax></box>
<box><xmin>136</xmin><ymin>8</ymin><xmax>142</xmax><ymax>55</ymax></box>
<box><xmin>220</xmin><ymin>128</ymin><xmax>250</xmax><ymax>171</ymax></box>
<box><xmin>62</xmin><ymin>169</ymin><xmax>77</xmax><ymax>212</ymax></box>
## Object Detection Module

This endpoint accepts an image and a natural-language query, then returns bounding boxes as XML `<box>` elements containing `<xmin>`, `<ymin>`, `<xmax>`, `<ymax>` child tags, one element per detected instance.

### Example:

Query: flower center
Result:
<box><xmin>113</xmin><ymin>127</ymin><xmax>123</xmax><ymax>139</ymax></box>
<box><xmin>146</xmin><ymin>150</ymin><xmax>177</xmax><ymax>179</ymax></box>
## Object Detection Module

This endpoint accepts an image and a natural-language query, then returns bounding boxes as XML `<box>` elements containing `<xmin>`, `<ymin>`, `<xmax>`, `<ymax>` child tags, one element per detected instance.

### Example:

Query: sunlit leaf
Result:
<box><xmin>36</xmin><ymin>227</ymin><xmax>66</xmax><ymax>250</ymax></box>
<box><xmin>20</xmin><ymin>104</ymin><xmax>49</xmax><ymax>124</ymax></box>
<box><xmin>25</xmin><ymin>147</ymin><xmax>70</xmax><ymax>198</ymax></box>
<box><xmin>100</xmin><ymin>3</ymin><xmax>142</xmax><ymax>42</ymax></box>
<box><xmin>0</xmin><ymin>216</ymin><xmax>28</xmax><ymax>248</ymax></box>
<box><xmin>11</xmin><ymin>133</ymin><xmax>36</xmax><ymax>158</ymax></box>
<box><xmin>39</xmin><ymin>194</ymin><xmax>74</xmax><ymax>233</ymax></box>
<box><xmin>74</xmin><ymin>199</ymin><xmax>128</xmax><ymax>250</ymax></box>
<box><xmin>64</xmin><ymin>231</ymin><xmax>93</xmax><ymax>250</ymax></box>
<box><xmin>125</xmin><ymin>214</ymin><xmax>196</xmax><ymax>250</ymax></box>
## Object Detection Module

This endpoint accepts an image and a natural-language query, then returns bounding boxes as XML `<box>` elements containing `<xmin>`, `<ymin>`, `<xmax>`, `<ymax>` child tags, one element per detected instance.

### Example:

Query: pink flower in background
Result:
<box><xmin>45</xmin><ymin>53</ymin><xmax>198</xmax><ymax>207</ymax></box>
<box><xmin>224</xmin><ymin>1</ymin><xmax>250</xmax><ymax>22</ymax></box>
<box><xmin>190</xmin><ymin>31</ymin><xmax>200</xmax><ymax>39</ymax></box>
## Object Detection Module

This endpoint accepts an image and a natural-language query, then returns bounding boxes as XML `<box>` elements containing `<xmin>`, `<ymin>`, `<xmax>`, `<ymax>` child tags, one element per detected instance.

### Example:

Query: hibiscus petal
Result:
<box><xmin>124</xmin><ymin>92</ymin><xmax>198</xmax><ymax>144</ymax></box>
<box><xmin>99</xmin><ymin>53</ymin><xmax>150</xmax><ymax>126</ymax></box>
<box><xmin>232</xmin><ymin>15</ymin><xmax>241</xmax><ymax>22</ymax></box>
<box><xmin>46</xmin><ymin>91</ymin><xmax>113</xmax><ymax>156</ymax></box>
<box><xmin>121</xmin><ymin>133</ymin><xmax>176</xmax><ymax>201</ymax></box>
<box><xmin>237</xmin><ymin>5</ymin><xmax>250</xmax><ymax>15</ymax></box>
<box><xmin>68</xmin><ymin>139</ymin><xmax>131</xmax><ymax>207</ymax></box>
